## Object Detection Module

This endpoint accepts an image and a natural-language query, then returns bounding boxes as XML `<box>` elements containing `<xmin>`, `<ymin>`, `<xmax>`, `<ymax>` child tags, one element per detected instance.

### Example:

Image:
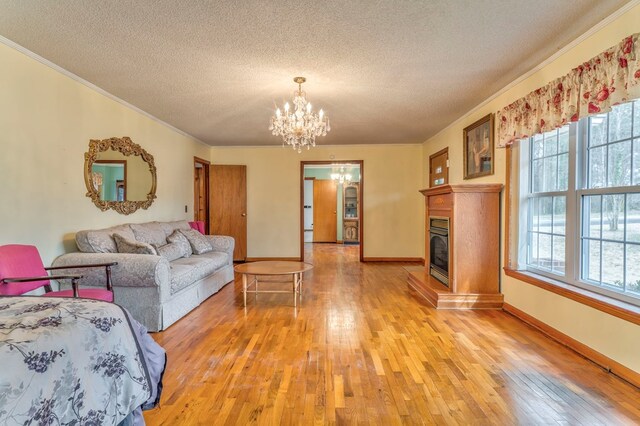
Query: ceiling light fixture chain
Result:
<box><xmin>269</xmin><ymin>76</ymin><xmax>330</xmax><ymax>153</ymax></box>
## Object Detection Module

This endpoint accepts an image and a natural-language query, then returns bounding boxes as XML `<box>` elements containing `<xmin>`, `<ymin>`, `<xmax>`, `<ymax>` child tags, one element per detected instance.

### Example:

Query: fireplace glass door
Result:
<box><xmin>429</xmin><ymin>217</ymin><xmax>449</xmax><ymax>286</ymax></box>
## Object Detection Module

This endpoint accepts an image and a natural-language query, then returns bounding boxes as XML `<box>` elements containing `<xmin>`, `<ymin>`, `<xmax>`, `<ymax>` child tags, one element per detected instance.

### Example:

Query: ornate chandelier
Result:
<box><xmin>331</xmin><ymin>167</ymin><xmax>352</xmax><ymax>184</ymax></box>
<box><xmin>269</xmin><ymin>77</ymin><xmax>330</xmax><ymax>153</ymax></box>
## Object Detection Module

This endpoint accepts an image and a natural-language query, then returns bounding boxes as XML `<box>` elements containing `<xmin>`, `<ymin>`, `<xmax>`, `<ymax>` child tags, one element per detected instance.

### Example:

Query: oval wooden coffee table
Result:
<box><xmin>234</xmin><ymin>261</ymin><xmax>313</xmax><ymax>307</ymax></box>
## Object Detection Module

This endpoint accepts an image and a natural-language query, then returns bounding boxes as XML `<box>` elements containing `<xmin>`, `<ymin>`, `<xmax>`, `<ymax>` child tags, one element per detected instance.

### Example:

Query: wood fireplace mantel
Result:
<box><xmin>419</xmin><ymin>183</ymin><xmax>504</xmax><ymax>196</ymax></box>
<box><xmin>408</xmin><ymin>183</ymin><xmax>504</xmax><ymax>309</ymax></box>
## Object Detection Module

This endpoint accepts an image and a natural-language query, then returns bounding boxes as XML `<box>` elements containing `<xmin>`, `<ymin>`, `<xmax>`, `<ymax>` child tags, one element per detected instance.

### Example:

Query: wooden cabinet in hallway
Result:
<box><xmin>210</xmin><ymin>164</ymin><xmax>247</xmax><ymax>261</ymax></box>
<box><xmin>312</xmin><ymin>179</ymin><xmax>337</xmax><ymax>242</ymax></box>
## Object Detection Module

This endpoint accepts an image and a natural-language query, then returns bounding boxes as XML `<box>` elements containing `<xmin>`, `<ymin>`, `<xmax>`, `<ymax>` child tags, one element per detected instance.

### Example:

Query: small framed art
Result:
<box><xmin>463</xmin><ymin>113</ymin><xmax>494</xmax><ymax>179</ymax></box>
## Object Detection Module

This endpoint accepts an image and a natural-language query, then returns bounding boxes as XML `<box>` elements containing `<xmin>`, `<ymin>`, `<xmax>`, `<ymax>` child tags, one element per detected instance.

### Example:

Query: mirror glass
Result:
<box><xmin>84</xmin><ymin>137</ymin><xmax>157</xmax><ymax>215</ymax></box>
<box><xmin>92</xmin><ymin>161</ymin><xmax>125</xmax><ymax>201</ymax></box>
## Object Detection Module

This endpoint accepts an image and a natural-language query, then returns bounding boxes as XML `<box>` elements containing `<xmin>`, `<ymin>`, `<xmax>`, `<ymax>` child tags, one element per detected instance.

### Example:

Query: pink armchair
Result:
<box><xmin>0</xmin><ymin>244</ymin><xmax>116</xmax><ymax>302</ymax></box>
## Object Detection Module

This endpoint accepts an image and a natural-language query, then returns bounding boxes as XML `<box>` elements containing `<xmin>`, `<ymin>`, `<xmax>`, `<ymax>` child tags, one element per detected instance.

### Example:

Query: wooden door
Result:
<box><xmin>210</xmin><ymin>165</ymin><xmax>247</xmax><ymax>261</ymax></box>
<box><xmin>194</xmin><ymin>159</ymin><xmax>209</xmax><ymax>233</ymax></box>
<box><xmin>429</xmin><ymin>148</ymin><xmax>449</xmax><ymax>187</ymax></box>
<box><xmin>313</xmin><ymin>179</ymin><xmax>337</xmax><ymax>242</ymax></box>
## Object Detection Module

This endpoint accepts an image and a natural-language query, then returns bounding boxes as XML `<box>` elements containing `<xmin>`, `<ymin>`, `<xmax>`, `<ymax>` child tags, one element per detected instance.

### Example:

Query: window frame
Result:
<box><xmin>505</xmin><ymin>153</ymin><xmax>640</xmax><ymax>326</ymax></box>
<box><xmin>511</xmin><ymin>101</ymin><xmax>640</xmax><ymax>309</ymax></box>
<box><xmin>520</xmin><ymin>125</ymin><xmax>577</xmax><ymax>283</ymax></box>
<box><xmin>575</xmin><ymin>108</ymin><xmax>640</xmax><ymax>304</ymax></box>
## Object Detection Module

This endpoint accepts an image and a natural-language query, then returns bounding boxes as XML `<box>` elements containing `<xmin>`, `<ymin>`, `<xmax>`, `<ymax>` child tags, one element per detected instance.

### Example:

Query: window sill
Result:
<box><xmin>504</xmin><ymin>268</ymin><xmax>640</xmax><ymax>326</ymax></box>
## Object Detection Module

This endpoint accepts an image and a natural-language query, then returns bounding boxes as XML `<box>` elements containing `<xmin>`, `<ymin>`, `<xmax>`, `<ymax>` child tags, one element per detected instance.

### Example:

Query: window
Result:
<box><xmin>519</xmin><ymin>99</ymin><xmax>640</xmax><ymax>305</ymax></box>
<box><xmin>526</xmin><ymin>127</ymin><xmax>570</xmax><ymax>276</ymax></box>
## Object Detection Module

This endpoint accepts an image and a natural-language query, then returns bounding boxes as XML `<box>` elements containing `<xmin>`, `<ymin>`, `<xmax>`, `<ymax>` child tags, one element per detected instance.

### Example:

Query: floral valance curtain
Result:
<box><xmin>496</xmin><ymin>33</ymin><xmax>640</xmax><ymax>147</ymax></box>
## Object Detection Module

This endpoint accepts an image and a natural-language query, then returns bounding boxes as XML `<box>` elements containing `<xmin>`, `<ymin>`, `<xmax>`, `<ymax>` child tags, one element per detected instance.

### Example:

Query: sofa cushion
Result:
<box><xmin>76</xmin><ymin>224</ymin><xmax>136</xmax><ymax>253</ymax></box>
<box><xmin>155</xmin><ymin>242</ymin><xmax>184</xmax><ymax>262</ymax></box>
<box><xmin>167</xmin><ymin>230</ymin><xmax>192</xmax><ymax>257</ymax></box>
<box><xmin>130</xmin><ymin>222</ymin><xmax>168</xmax><ymax>247</ymax></box>
<box><xmin>159</xmin><ymin>220</ymin><xmax>191</xmax><ymax>236</ymax></box>
<box><xmin>114</xmin><ymin>233</ymin><xmax>158</xmax><ymax>255</ymax></box>
<box><xmin>168</xmin><ymin>263</ymin><xmax>196</xmax><ymax>295</ymax></box>
<box><xmin>180</xmin><ymin>229</ymin><xmax>213</xmax><ymax>255</ymax></box>
<box><xmin>169</xmin><ymin>252</ymin><xmax>228</xmax><ymax>294</ymax></box>
<box><xmin>197</xmin><ymin>250</ymin><xmax>230</xmax><ymax>270</ymax></box>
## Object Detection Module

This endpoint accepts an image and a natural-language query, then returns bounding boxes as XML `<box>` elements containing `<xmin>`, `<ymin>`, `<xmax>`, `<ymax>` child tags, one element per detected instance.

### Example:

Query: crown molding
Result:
<box><xmin>425</xmin><ymin>0</ymin><xmax>640</xmax><ymax>144</ymax></box>
<box><xmin>210</xmin><ymin>142</ymin><xmax>423</xmax><ymax>150</ymax></box>
<box><xmin>0</xmin><ymin>35</ymin><xmax>207</xmax><ymax>147</ymax></box>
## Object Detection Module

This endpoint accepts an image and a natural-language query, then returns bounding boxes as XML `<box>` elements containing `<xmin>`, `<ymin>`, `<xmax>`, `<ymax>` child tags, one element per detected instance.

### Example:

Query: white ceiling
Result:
<box><xmin>0</xmin><ymin>0</ymin><xmax>631</xmax><ymax>146</ymax></box>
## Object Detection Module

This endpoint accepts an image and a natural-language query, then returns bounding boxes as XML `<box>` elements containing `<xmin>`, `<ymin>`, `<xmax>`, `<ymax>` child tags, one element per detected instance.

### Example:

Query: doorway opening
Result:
<box><xmin>194</xmin><ymin>157</ymin><xmax>210</xmax><ymax>234</ymax></box>
<box><xmin>300</xmin><ymin>161</ymin><xmax>364</xmax><ymax>262</ymax></box>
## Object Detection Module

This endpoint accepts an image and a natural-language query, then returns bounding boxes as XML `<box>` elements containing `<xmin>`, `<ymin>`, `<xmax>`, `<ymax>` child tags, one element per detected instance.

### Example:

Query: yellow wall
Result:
<box><xmin>422</xmin><ymin>5</ymin><xmax>640</xmax><ymax>373</ymax></box>
<box><xmin>0</xmin><ymin>42</ymin><xmax>209</xmax><ymax>265</ymax></box>
<box><xmin>210</xmin><ymin>145</ymin><xmax>425</xmax><ymax>258</ymax></box>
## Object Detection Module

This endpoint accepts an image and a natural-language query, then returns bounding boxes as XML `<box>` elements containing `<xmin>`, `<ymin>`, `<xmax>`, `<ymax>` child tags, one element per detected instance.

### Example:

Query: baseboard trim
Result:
<box><xmin>503</xmin><ymin>303</ymin><xmax>640</xmax><ymax>389</ymax></box>
<box><xmin>363</xmin><ymin>257</ymin><xmax>424</xmax><ymax>263</ymax></box>
<box><xmin>244</xmin><ymin>257</ymin><xmax>303</xmax><ymax>262</ymax></box>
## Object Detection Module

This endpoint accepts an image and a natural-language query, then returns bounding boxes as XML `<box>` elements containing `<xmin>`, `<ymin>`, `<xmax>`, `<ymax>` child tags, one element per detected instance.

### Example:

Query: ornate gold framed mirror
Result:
<box><xmin>84</xmin><ymin>137</ymin><xmax>157</xmax><ymax>215</ymax></box>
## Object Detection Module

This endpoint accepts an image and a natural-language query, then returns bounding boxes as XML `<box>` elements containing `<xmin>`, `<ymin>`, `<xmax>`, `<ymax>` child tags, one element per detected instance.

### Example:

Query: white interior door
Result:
<box><xmin>304</xmin><ymin>179</ymin><xmax>314</xmax><ymax>242</ymax></box>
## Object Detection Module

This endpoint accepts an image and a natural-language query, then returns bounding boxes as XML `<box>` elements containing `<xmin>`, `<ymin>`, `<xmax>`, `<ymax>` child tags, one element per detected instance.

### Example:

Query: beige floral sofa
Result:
<box><xmin>51</xmin><ymin>220</ymin><xmax>234</xmax><ymax>331</ymax></box>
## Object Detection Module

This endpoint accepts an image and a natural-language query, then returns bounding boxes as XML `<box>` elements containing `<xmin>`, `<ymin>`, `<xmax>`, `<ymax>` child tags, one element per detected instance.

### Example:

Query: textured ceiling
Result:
<box><xmin>0</xmin><ymin>0</ymin><xmax>630</xmax><ymax>146</ymax></box>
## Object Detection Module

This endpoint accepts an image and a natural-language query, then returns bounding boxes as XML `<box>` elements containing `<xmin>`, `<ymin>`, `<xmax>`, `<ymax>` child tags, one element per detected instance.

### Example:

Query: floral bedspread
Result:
<box><xmin>0</xmin><ymin>296</ymin><xmax>155</xmax><ymax>425</ymax></box>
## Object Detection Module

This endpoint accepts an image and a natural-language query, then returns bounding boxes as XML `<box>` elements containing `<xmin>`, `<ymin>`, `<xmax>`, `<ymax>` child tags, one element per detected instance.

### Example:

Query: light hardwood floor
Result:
<box><xmin>144</xmin><ymin>244</ymin><xmax>640</xmax><ymax>425</ymax></box>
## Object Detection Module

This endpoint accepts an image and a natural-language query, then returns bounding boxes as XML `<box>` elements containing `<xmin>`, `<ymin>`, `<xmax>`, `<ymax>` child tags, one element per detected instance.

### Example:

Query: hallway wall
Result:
<box><xmin>210</xmin><ymin>144</ymin><xmax>424</xmax><ymax>259</ymax></box>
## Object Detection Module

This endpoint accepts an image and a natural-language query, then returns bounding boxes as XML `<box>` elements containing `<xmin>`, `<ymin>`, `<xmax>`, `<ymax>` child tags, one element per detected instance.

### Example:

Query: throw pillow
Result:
<box><xmin>180</xmin><ymin>228</ymin><xmax>213</xmax><ymax>255</ymax></box>
<box><xmin>130</xmin><ymin>222</ymin><xmax>168</xmax><ymax>247</ymax></box>
<box><xmin>113</xmin><ymin>233</ymin><xmax>158</xmax><ymax>255</ymax></box>
<box><xmin>155</xmin><ymin>242</ymin><xmax>184</xmax><ymax>262</ymax></box>
<box><xmin>167</xmin><ymin>230</ymin><xmax>192</xmax><ymax>257</ymax></box>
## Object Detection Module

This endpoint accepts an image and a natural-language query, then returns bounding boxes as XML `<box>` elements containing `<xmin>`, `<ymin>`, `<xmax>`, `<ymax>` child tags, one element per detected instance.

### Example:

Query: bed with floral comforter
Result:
<box><xmin>0</xmin><ymin>296</ymin><xmax>165</xmax><ymax>426</ymax></box>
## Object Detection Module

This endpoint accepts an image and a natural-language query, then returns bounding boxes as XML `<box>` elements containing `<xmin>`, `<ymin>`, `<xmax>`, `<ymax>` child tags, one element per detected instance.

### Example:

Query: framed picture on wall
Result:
<box><xmin>463</xmin><ymin>113</ymin><xmax>494</xmax><ymax>179</ymax></box>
